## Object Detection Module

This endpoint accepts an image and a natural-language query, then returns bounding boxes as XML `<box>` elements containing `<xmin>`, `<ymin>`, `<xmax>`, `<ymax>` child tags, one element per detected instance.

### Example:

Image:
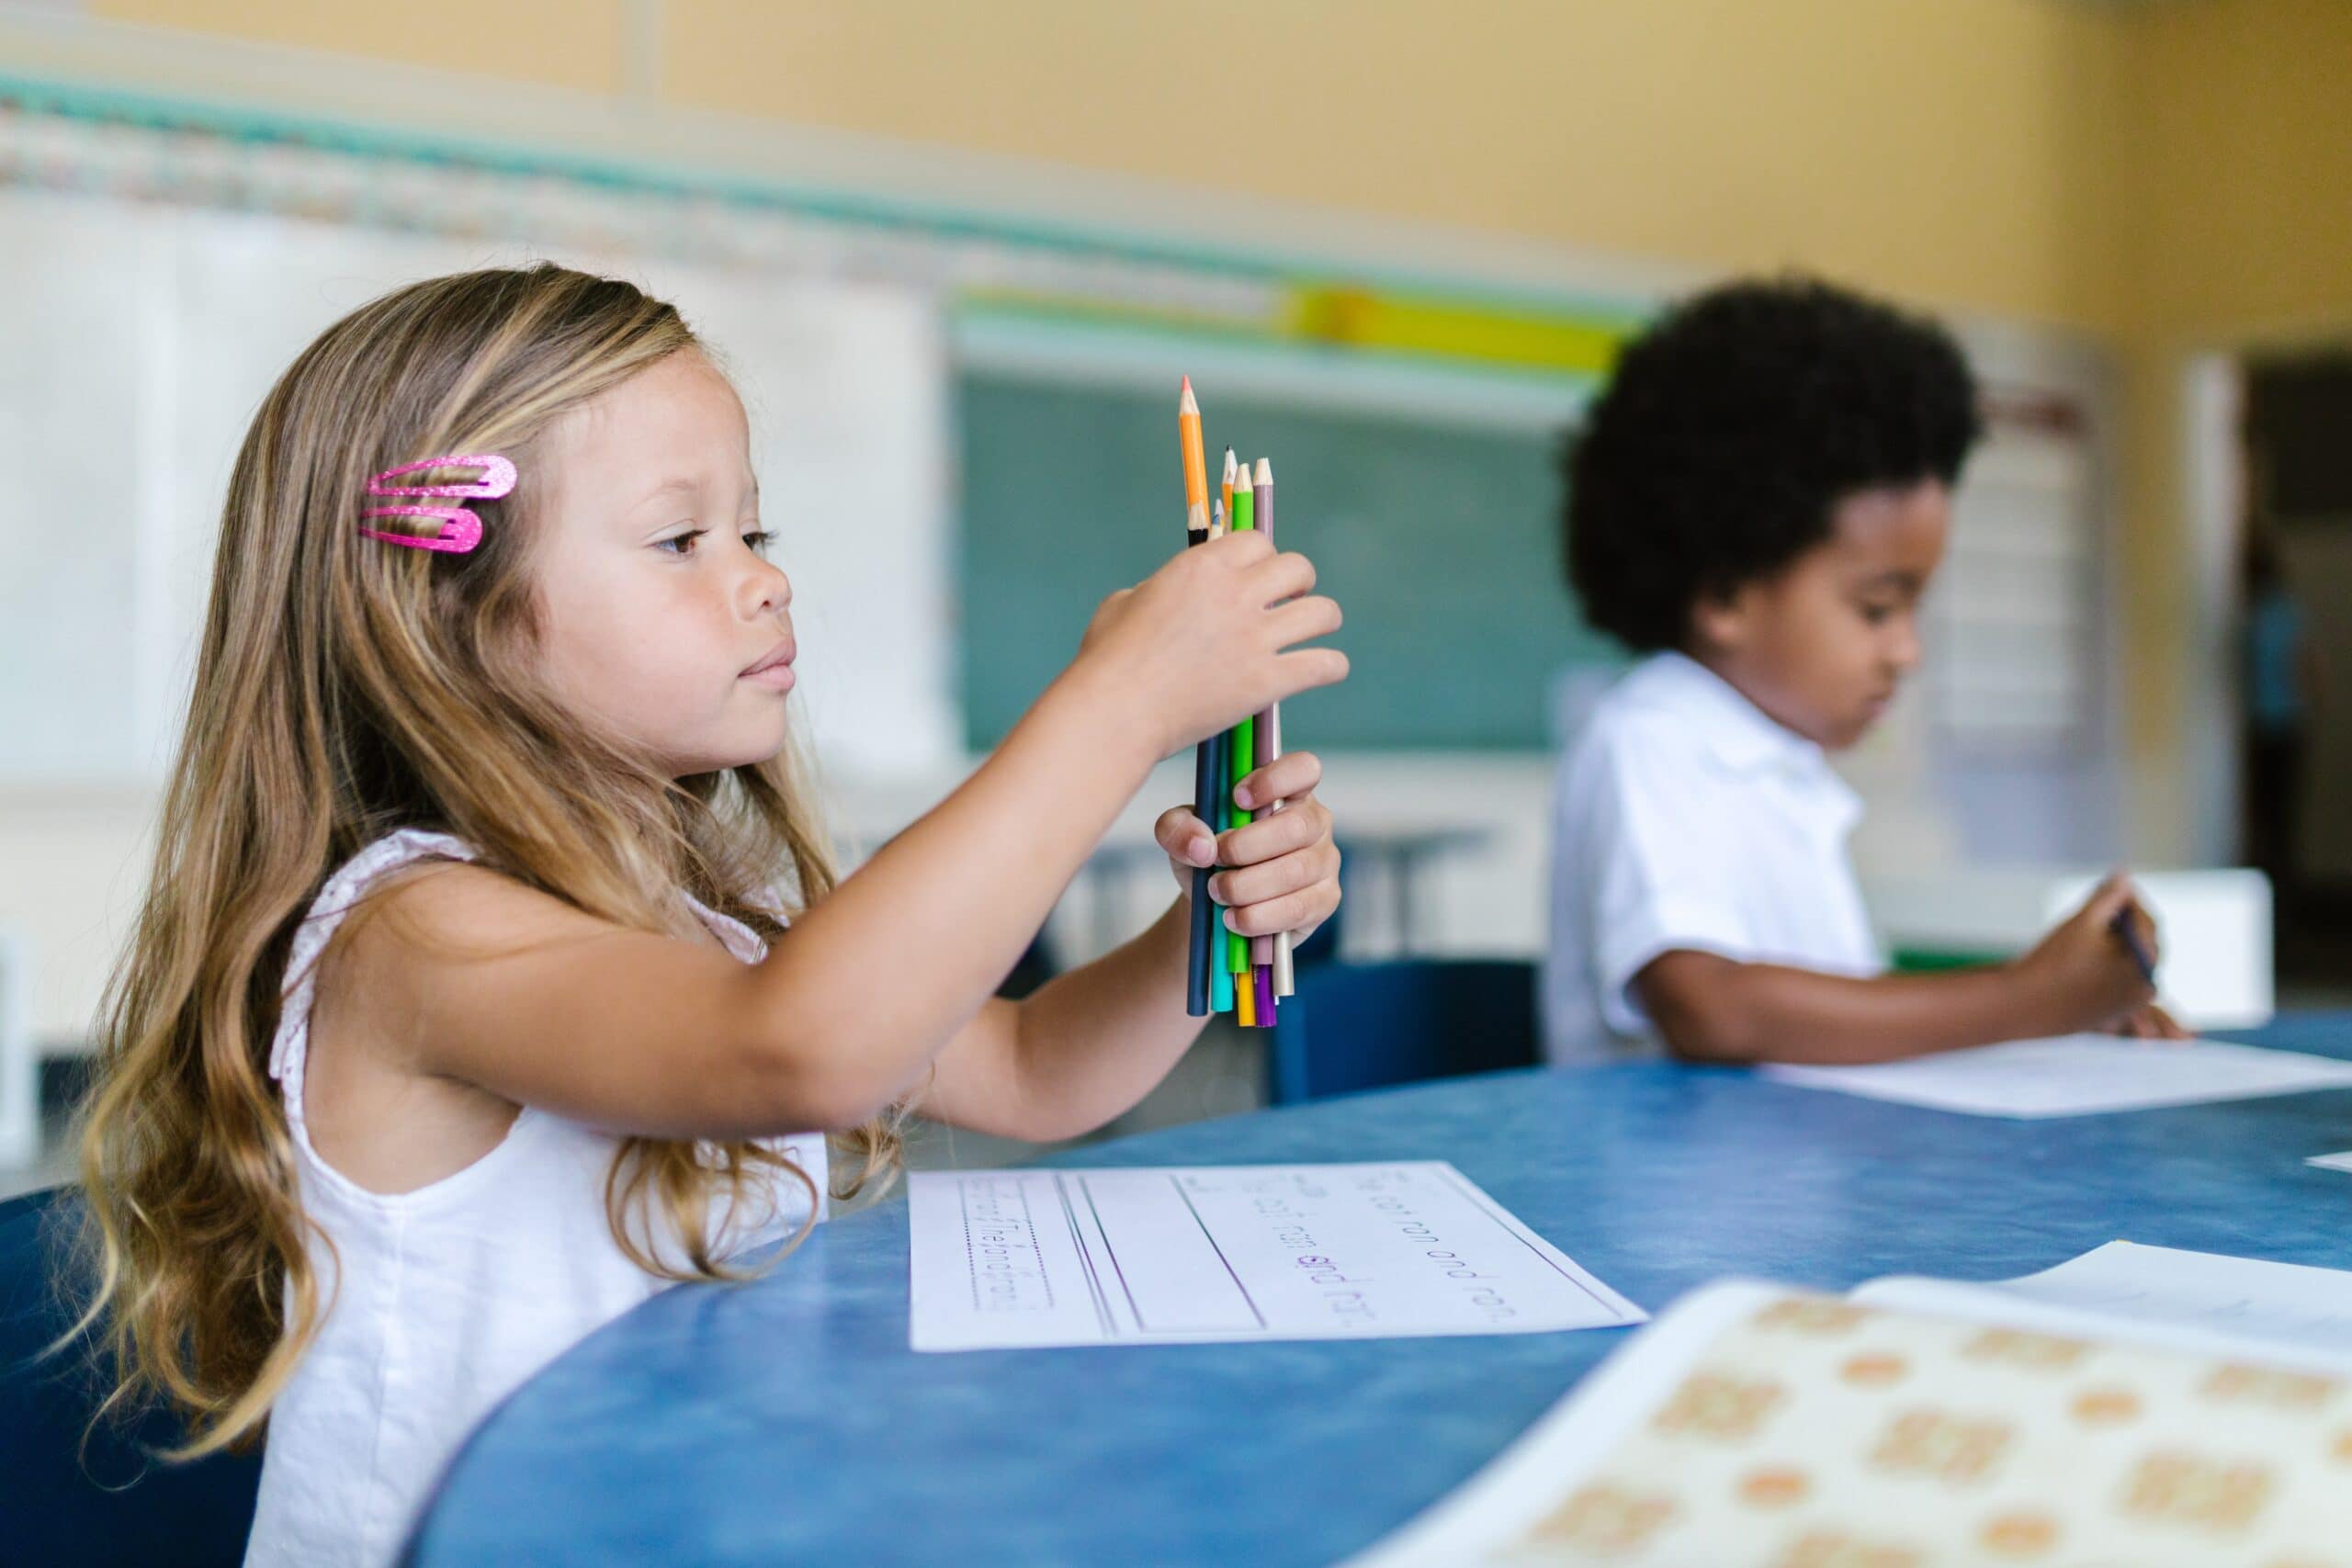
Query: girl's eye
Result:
<box><xmin>655</xmin><ymin>529</ymin><xmax>707</xmax><ymax>557</ymax></box>
<box><xmin>743</xmin><ymin>530</ymin><xmax>775</xmax><ymax>555</ymax></box>
<box><xmin>1860</xmin><ymin>601</ymin><xmax>1898</xmax><ymax>626</ymax></box>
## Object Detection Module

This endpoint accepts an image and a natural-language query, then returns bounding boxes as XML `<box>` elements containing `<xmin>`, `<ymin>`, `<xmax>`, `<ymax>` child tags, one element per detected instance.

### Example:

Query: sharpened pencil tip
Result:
<box><xmin>1254</xmin><ymin>457</ymin><xmax>1271</xmax><ymax>484</ymax></box>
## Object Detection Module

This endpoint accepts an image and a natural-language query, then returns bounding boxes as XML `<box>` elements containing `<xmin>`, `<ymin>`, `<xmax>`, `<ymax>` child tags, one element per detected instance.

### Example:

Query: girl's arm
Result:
<box><xmin>919</xmin><ymin>752</ymin><xmax>1339</xmax><ymax>1142</ymax></box>
<box><xmin>353</xmin><ymin>533</ymin><xmax>1345</xmax><ymax>1140</ymax></box>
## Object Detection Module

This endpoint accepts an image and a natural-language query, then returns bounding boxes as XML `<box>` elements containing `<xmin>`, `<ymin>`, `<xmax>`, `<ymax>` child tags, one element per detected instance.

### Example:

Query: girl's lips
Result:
<box><xmin>741</xmin><ymin>637</ymin><xmax>797</xmax><ymax>693</ymax></box>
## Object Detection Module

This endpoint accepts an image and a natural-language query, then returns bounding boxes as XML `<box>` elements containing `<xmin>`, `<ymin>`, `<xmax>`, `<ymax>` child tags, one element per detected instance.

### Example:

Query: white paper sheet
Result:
<box><xmin>906</xmin><ymin>1161</ymin><xmax>1645</xmax><ymax>1351</ymax></box>
<box><xmin>1856</xmin><ymin>1240</ymin><xmax>2352</xmax><ymax>1374</ymax></box>
<box><xmin>2306</xmin><ymin>1150</ymin><xmax>2352</xmax><ymax>1174</ymax></box>
<box><xmin>1354</xmin><ymin>1257</ymin><xmax>2352</xmax><ymax>1567</ymax></box>
<box><xmin>1761</xmin><ymin>1034</ymin><xmax>2352</xmax><ymax>1118</ymax></box>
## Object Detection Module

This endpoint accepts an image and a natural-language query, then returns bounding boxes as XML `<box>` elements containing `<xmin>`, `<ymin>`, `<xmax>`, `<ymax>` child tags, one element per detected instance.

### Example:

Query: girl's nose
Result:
<box><xmin>741</xmin><ymin>556</ymin><xmax>792</xmax><ymax>618</ymax></box>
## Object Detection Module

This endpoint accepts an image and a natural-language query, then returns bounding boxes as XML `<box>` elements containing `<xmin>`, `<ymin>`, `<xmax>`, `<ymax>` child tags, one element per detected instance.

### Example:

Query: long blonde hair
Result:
<box><xmin>72</xmin><ymin>263</ymin><xmax>899</xmax><ymax>1458</ymax></box>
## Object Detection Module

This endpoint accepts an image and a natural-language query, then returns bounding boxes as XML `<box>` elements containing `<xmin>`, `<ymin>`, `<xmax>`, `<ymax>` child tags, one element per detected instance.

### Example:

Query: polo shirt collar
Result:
<box><xmin>1640</xmin><ymin>657</ymin><xmax>1865</xmax><ymax>836</ymax></box>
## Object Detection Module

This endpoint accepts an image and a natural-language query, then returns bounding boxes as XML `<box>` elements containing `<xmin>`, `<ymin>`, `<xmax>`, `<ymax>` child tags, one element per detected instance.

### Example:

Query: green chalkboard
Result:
<box><xmin>956</xmin><ymin>375</ymin><xmax>1622</xmax><ymax>751</ymax></box>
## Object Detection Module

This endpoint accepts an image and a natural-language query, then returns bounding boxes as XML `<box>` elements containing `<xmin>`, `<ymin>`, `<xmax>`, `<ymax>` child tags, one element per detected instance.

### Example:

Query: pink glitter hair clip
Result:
<box><xmin>357</xmin><ymin>454</ymin><xmax>516</xmax><ymax>554</ymax></box>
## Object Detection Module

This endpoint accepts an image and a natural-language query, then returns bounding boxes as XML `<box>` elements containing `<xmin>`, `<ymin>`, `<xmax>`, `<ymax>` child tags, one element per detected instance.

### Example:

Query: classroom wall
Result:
<box><xmin>2107</xmin><ymin>0</ymin><xmax>2352</xmax><ymax>863</ymax></box>
<box><xmin>13</xmin><ymin>0</ymin><xmax>2344</xmax><ymax>893</ymax></box>
<box><xmin>94</xmin><ymin>0</ymin><xmax>2136</xmax><ymax>333</ymax></box>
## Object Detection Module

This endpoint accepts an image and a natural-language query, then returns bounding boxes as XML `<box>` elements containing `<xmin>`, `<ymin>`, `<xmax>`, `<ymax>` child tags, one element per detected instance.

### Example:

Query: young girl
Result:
<box><xmin>73</xmin><ymin>264</ymin><xmax>1346</xmax><ymax>1566</ymax></box>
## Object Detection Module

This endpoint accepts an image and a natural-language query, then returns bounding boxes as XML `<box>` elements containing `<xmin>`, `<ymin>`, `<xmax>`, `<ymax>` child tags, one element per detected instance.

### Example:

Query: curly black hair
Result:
<box><xmin>1564</xmin><ymin>277</ymin><xmax>1983</xmax><ymax>653</ymax></box>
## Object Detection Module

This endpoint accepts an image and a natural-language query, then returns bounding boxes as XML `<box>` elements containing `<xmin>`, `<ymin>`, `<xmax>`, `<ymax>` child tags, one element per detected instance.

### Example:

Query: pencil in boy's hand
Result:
<box><xmin>2109</xmin><ymin>901</ymin><xmax>2160</xmax><ymax>987</ymax></box>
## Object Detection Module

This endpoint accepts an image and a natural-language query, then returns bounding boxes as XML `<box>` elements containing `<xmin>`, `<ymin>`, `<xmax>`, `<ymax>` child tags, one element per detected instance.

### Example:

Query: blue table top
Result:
<box><xmin>407</xmin><ymin>1016</ymin><xmax>2352</xmax><ymax>1567</ymax></box>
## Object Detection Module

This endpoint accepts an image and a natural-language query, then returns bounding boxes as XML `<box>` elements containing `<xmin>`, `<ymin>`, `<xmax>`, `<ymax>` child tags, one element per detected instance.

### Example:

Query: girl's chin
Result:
<box><xmin>664</xmin><ymin>734</ymin><xmax>792</xmax><ymax>779</ymax></box>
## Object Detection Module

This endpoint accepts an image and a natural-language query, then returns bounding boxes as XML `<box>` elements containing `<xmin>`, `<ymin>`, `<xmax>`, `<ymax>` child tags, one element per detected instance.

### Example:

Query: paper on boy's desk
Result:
<box><xmin>1762</xmin><ymin>1033</ymin><xmax>2352</xmax><ymax>1118</ymax></box>
<box><xmin>905</xmin><ymin>1162</ymin><xmax>1644</xmax><ymax>1351</ymax></box>
<box><xmin>1855</xmin><ymin>1241</ymin><xmax>2352</xmax><ymax>1375</ymax></box>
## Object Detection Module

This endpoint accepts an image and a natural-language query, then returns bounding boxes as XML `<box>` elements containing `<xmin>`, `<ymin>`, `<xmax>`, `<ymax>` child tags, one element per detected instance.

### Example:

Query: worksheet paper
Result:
<box><xmin>1761</xmin><ymin>1034</ymin><xmax>2352</xmax><ymax>1118</ymax></box>
<box><xmin>1351</xmin><ymin>1244</ymin><xmax>2352</xmax><ymax>1566</ymax></box>
<box><xmin>1853</xmin><ymin>1241</ymin><xmax>2352</xmax><ymax>1375</ymax></box>
<box><xmin>906</xmin><ymin>1162</ymin><xmax>1645</xmax><ymax>1352</ymax></box>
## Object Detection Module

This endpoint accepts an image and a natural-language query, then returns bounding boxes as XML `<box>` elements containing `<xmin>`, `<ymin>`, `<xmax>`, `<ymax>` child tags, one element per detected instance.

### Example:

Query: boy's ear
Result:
<box><xmin>1689</xmin><ymin>583</ymin><xmax>1751</xmax><ymax>656</ymax></box>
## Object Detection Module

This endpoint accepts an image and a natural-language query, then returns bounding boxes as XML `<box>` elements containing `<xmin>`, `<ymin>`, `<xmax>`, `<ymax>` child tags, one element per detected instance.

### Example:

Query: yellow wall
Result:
<box><xmin>97</xmin><ymin>0</ymin><xmax>2136</xmax><ymax>332</ymax></box>
<box><xmin>2107</xmin><ymin>0</ymin><xmax>2352</xmax><ymax>855</ymax></box>
<box><xmin>2124</xmin><ymin>0</ymin><xmax>2352</xmax><ymax>341</ymax></box>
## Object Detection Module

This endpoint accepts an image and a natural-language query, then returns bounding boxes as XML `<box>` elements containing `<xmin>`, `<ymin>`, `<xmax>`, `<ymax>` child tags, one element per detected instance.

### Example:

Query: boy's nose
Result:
<box><xmin>1888</xmin><ymin>624</ymin><xmax>1924</xmax><ymax>672</ymax></box>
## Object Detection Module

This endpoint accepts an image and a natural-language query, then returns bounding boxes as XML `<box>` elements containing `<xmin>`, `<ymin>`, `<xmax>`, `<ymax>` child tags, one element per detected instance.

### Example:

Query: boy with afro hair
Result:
<box><xmin>1544</xmin><ymin>277</ymin><xmax>2177</xmax><ymax>1065</ymax></box>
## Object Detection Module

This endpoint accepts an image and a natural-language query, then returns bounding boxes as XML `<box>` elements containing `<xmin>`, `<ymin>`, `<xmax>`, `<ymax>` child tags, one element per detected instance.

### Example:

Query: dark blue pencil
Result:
<box><xmin>2110</xmin><ymin>903</ymin><xmax>2159</xmax><ymax>987</ymax></box>
<box><xmin>1183</xmin><ymin>496</ymin><xmax>1222</xmax><ymax>1016</ymax></box>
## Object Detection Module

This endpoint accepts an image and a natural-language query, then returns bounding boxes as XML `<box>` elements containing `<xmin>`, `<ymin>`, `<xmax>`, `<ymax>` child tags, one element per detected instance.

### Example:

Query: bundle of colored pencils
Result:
<box><xmin>1179</xmin><ymin>378</ymin><xmax>1298</xmax><ymax>1026</ymax></box>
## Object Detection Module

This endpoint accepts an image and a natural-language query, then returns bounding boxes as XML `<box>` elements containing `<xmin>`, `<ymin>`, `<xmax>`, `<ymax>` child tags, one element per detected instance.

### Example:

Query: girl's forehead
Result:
<box><xmin>549</xmin><ymin>355</ymin><xmax>752</xmax><ymax>487</ymax></box>
<box><xmin>574</xmin><ymin>352</ymin><xmax>745</xmax><ymax>441</ymax></box>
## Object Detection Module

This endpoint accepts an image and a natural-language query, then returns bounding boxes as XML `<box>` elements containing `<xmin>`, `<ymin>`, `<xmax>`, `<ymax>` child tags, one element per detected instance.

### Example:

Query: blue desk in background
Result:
<box><xmin>407</xmin><ymin>1016</ymin><xmax>2352</xmax><ymax>1567</ymax></box>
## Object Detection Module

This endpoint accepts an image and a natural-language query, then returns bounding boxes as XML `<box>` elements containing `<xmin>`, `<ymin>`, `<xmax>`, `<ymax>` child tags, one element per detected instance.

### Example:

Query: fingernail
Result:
<box><xmin>1190</xmin><ymin>837</ymin><xmax>1216</xmax><ymax>866</ymax></box>
<box><xmin>1223</xmin><ymin>908</ymin><xmax>1242</xmax><ymax>932</ymax></box>
<box><xmin>1207</xmin><ymin>874</ymin><xmax>1227</xmax><ymax>904</ymax></box>
<box><xmin>1233</xmin><ymin>785</ymin><xmax>1253</xmax><ymax>809</ymax></box>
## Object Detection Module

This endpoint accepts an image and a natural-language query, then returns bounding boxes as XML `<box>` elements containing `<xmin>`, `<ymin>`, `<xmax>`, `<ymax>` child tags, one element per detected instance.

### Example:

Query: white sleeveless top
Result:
<box><xmin>244</xmin><ymin>829</ymin><xmax>827</xmax><ymax>1568</ymax></box>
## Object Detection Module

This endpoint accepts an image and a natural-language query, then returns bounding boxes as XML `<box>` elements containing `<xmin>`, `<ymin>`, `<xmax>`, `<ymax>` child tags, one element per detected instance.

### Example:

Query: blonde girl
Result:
<box><xmin>74</xmin><ymin>264</ymin><xmax>1345</xmax><ymax>1567</ymax></box>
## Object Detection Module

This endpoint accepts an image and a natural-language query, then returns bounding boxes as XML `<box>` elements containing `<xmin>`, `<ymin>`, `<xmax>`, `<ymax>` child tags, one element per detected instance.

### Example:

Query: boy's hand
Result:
<box><xmin>2109</xmin><ymin>1000</ymin><xmax>2193</xmax><ymax>1041</ymax></box>
<box><xmin>2017</xmin><ymin>873</ymin><xmax>2164</xmax><ymax>1035</ymax></box>
<box><xmin>1154</xmin><ymin>750</ymin><xmax>1340</xmax><ymax>946</ymax></box>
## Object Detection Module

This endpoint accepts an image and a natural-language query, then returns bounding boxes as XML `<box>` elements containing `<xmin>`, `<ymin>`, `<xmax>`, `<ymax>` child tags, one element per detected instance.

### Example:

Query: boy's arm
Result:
<box><xmin>1635</xmin><ymin>875</ymin><xmax>2181</xmax><ymax>1065</ymax></box>
<box><xmin>920</xmin><ymin>756</ymin><xmax>1339</xmax><ymax>1141</ymax></box>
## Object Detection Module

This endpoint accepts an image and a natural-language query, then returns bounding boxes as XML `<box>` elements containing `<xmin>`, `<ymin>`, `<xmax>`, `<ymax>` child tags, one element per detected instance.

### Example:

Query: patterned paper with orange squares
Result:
<box><xmin>1493</xmin><ymin>1292</ymin><xmax>2352</xmax><ymax>1567</ymax></box>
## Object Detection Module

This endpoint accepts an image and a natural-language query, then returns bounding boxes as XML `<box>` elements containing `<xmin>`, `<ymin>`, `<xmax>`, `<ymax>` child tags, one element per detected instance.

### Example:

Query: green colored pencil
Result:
<box><xmin>1227</xmin><ymin>469</ymin><xmax>1256</xmax><ymax>975</ymax></box>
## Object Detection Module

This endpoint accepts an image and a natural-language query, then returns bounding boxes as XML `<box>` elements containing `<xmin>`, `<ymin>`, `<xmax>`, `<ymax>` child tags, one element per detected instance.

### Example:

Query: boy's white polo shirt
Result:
<box><xmin>1543</xmin><ymin>651</ymin><xmax>1881</xmax><ymax>1064</ymax></box>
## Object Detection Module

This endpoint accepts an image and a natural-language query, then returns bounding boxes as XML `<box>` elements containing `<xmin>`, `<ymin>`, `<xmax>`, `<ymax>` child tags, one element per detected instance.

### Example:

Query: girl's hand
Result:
<box><xmin>1154</xmin><ymin>750</ymin><xmax>1340</xmax><ymax>947</ymax></box>
<box><xmin>1075</xmin><ymin>533</ymin><xmax>1347</xmax><ymax>761</ymax></box>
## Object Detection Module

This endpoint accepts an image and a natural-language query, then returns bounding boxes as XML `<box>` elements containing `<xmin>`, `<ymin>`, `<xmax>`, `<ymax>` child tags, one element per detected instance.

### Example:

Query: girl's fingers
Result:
<box><xmin>1154</xmin><ymin>807</ymin><xmax>1217</xmax><ymax>869</ymax></box>
<box><xmin>1271</xmin><ymin>646</ymin><xmax>1350</xmax><ymax>697</ymax></box>
<box><xmin>1210</xmin><ymin>840</ymin><xmax>1338</xmax><ymax>909</ymax></box>
<box><xmin>1217</xmin><ymin>797</ymin><xmax>1330</xmax><ymax>867</ymax></box>
<box><xmin>1234</xmin><ymin>750</ymin><xmax>1322</xmax><ymax>812</ymax></box>
<box><xmin>1265</xmin><ymin>595</ymin><xmax>1342</xmax><ymax>649</ymax></box>
<box><xmin>1244</xmin><ymin>548</ymin><xmax>1317</xmax><ymax>602</ymax></box>
<box><xmin>1204</xmin><ymin>529</ymin><xmax>1276</xmax><ymax>567</ymax></box>
<box><xmin>1224</xmin><ymin>879</ymin><xmax>1341</xmax><ymax>940</ymax></box>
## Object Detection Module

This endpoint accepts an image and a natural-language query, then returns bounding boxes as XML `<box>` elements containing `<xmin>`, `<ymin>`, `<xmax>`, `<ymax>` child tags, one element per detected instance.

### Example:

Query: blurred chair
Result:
<box><xmin>1267</xmin><ymin>959</ymin><xmax>1540</xmax><ymax>1105</ymax></box>
<box><xmin>0</xmin><ymin>1185</ymin><xmax>261</xmax><ymax>1565</ymax></box>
